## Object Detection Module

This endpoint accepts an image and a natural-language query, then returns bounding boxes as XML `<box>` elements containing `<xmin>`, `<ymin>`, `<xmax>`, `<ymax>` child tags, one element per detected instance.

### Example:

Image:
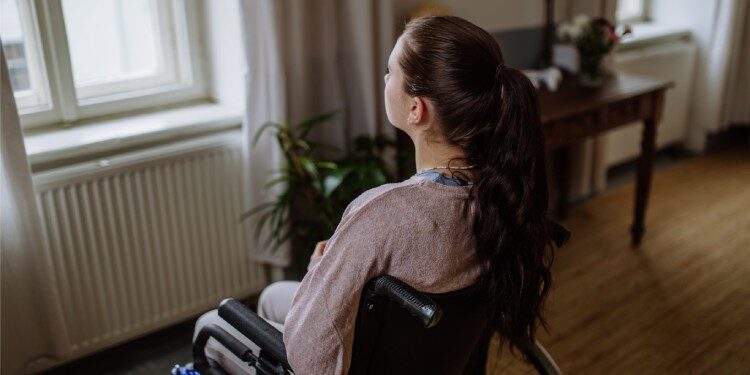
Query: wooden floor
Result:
<box><xmin>488</xmin><ymin>149</ymin><xmax>750</xmax><ymax>374</ymax></box>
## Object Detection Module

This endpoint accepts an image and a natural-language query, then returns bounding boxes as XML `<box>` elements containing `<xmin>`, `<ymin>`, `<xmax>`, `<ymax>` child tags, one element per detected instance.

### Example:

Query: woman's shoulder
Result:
<box><xmin>345</xmin><ymin>178</ymin><xmax>423</xmax><ymax>216</ymax></box>
<box><xmin>326</xmin><ymin>179</ymin><xmax>424</xmax><ymax>248</ymax></box>
<box><xmin>340</xmin><ymin>176</ymin><xmax>472</xmax><ymax>228</ymax></box>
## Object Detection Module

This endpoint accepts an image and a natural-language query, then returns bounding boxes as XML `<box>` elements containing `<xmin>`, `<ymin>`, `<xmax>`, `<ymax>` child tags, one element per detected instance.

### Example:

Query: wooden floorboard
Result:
<box><xmin>488</xmin><ymin>149</ymin><xmax>750</xmax><ymax>374</ymax></box>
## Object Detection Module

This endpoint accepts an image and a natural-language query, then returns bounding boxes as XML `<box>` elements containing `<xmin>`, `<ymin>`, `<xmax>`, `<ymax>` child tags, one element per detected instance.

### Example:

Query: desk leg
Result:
<box><xmin>631</xmin><ymin>119</ymin><xmax>657</xmax><ymax>247</ymax></box>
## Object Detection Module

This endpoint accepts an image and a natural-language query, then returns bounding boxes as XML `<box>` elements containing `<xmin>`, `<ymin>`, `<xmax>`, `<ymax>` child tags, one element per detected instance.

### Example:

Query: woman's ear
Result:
<box><xmin>408</xmin><ymin>96</ymin><xmax>429</xmax><ymax>126</ymax></box>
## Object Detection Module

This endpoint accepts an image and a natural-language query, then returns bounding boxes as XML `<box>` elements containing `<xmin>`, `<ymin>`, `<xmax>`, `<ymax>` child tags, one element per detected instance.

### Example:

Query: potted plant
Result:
<box><xmin>242</xmin><ymin>111</ymin><xmax>407</xmax><ymax>279</ymax></box>
<box><xmin>556</xmin><ymin>15</ymin><xmax>631</xmax><ymax>87</ymax></box>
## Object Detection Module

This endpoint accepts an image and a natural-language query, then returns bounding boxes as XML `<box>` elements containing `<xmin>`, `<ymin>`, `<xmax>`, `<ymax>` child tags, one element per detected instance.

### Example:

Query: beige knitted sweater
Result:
<box><xmin>283</xmin><ymin>174</ymin><xmax>484</xmax><ymax>374</ymax></box>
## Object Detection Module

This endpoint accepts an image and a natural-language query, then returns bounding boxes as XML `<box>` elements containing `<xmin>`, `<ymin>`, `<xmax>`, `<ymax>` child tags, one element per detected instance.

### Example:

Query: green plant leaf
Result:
<box><xmin>322</xmin><ymin>167</ymin><xmax>355</xmax><ymax>198</ymax></box>
<box><xmin>253</xmin><ymin>209</ymin><xmax>275</xmax><ymax>243</ymax></box>
<box><xmin>240</xmin><ymin>201</ymin><xmax>275</xmax><ymax>221</ymax></box>
<box><xmin>264</xmin><ymin>175</ymin><xmax>290</xmax><ymax>189</ymax></box>
<box><xmin>372</xmin><ymin>169</ymin><xmax>387</xmax><ymax>185</ymax></box>
<box><xmin>268</xmin><ymin>227</ymin><xmax>294</xmax><ymax>254</ymax></box>
<box><xmin>251</xmin><ymin>121</ymin><xmax>281</xmax><ymax>148</ymax></box>
<box><xmin>308</xmin><ymin>141</ymin><xmax>343</xmax><ymax>154</ymax></box>
<box><xmin>262</xmin><ymin>207</ymin><xmax>284</xmax><ymax>248</ymax></box>
<box><xmin>298</xmin><ymin>156</ymin><xmax>320</xmax><ymax>179</ymax></box>
<box><xmin>296</xmin><ymin>139</ymin><xmax>311</xmax><ymax>152</ymax></box>
<box><xmin>296</xmin><ymin>110</ymin><xmax>342</xmax><ymax>138</ymax></box>
<box><xmin>317</xmin><ymin>161</ymin><xmax>338</xmax><ymax>170</ymax></box>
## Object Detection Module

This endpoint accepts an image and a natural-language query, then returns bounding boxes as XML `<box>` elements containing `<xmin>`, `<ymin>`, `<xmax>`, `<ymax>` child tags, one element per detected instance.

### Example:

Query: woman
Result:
<box><xmin>194</xmin><ymin>15</ymin><xmax>554</xmax><ymax>374</ymax></box>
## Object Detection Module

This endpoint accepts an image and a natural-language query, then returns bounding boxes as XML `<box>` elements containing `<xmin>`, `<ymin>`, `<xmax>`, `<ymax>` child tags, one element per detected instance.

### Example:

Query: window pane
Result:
<box><xmin>1</xmin><ymin>0</ymin><xmax>48</xmax><ymax>109</ymax></box>
<box><xmin>0</xmin><ymin>0</ymin><xmax>30</xmax><ymax>90</ymax></box>
<box><xmin>61</xmin><ymin>0</ymin><xmax>164</xmax><ymax>88</ymax></box>
<box><xmin>617</xmin><ymin>0</ymin><xmax>646</xmax><ymax>22</ymax></box>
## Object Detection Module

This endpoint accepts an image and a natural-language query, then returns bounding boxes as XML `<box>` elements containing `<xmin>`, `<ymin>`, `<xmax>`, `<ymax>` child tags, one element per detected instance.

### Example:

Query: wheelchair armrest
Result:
<box><xmin>218</xmin><ymin>299</ymin><xmax>291</xmax><ymax>370</ymax></box>
<box><xmin>193</xmin><ymin>323</ymin><xmax>256</xmax><ymax>371</ymax></box>
<box><xmin>365</xmin><ymin>275</ymin><xmax>442</xmax><ymax>329</ymax></box>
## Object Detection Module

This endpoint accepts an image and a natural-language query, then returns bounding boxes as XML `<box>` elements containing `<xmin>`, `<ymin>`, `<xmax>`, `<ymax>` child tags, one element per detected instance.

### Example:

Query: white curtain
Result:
<box><xmin>1</xmin><ymin>42</ymin><xmax>68</xmax><ymax>374</ymax></box>
<box><xmin>686</xmin><ymin>0</ymin><xmax>750</xmax><ymax>150</ymax></box>
<box><xmin>238</xmin><ymin>0</ymin><xmax>395</xmax><ymax>266</ymax></box>
<box><xmin>720</xmin><ymin>0</ymin><xmax>750</xmax><ymax>127</ymax></box>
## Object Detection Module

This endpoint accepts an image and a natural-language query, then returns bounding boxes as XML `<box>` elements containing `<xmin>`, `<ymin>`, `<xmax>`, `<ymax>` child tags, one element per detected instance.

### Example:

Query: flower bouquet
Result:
<box><xmin>557</xmin><ymin>15</ymin><xmax>631</xmax><ymax>87</ymax></box>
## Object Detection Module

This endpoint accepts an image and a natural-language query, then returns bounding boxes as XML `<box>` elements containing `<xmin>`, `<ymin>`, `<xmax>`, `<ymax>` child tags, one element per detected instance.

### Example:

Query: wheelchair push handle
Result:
<box><xmin>367</xmin><ymin>275</ymin><xmax>443</xmax><ymax>329</ymax></box>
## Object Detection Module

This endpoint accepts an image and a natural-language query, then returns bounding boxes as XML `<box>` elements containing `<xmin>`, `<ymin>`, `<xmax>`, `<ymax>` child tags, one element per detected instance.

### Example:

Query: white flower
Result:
<box><xmin>573</xmin><ymin>14</ymin><xmax>591</xmax><ymax>28</ymax></box>
<box><xmin>559</xmin><ymin>14</ymin><xmax>595</xmax><ymax>43</ymax></box>
<box><xmin>568</xmin><ymin>23</ymin><xmax>585</xmax><ymax>40</ymax></box>
<box><xmin>556</xmin><ymin>22</ymin><xmax>573</xmax><ymax>42</ymax></box>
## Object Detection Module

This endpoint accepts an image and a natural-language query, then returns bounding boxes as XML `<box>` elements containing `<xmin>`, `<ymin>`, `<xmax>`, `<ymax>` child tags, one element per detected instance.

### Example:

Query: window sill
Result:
<box><xmin>25</xmin><ymin>103</ymin><xmax>243</xmax><ymax>171</ymax></box>
<box><xmin>619</xmin><ymin>23</ymin><xmax>691</xmax><ymax>51</ymax></box>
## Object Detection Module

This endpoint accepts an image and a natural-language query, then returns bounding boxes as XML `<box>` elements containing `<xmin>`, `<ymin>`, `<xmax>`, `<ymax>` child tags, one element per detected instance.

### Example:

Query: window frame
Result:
<box><xmin>616</xmin><ymin>0</ymin><xmax>651</xmax><ymax>24</ymax></box>
<box><xmin>17</xmin><ymin>0</ymin><xmax>207</xmax><ymax>129</ymax></box>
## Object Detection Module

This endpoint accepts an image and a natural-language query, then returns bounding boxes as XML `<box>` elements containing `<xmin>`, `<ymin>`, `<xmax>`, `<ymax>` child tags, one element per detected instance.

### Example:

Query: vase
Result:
<box><xmin>579</xmin><ymin>54</ymin><xmax>606</xmax><ymax>87</ymax></box>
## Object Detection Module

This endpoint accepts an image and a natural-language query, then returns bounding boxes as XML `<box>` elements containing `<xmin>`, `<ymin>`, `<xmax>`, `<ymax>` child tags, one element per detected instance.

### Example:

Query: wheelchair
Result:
<box><xmin>175</xmin><ymin>223</ymin><xmax>569</xmax><ymax>375</ymax></box>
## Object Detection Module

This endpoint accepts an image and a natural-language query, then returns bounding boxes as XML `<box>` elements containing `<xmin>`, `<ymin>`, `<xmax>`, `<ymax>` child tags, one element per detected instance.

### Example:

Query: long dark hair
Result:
<box><xmin>399</xmin><ymin>16</ymin><xmax>554</xmax><ymax>355</ymax></box>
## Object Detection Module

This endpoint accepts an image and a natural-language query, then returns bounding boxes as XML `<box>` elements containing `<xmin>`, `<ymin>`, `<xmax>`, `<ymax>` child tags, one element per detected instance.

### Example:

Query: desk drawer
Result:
<box><xmin>606</xmin><ymin>96</ymin><xmax>649</xmax><ymax>129</ymax></box>
<box><xmin>544</xmin><ymin>113</ymin><xmax>599</xmax><ymax>148</ymax></box>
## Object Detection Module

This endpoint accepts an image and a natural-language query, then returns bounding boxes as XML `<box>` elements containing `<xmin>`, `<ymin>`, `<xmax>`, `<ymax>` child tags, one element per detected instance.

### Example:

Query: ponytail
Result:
<box><xmin>467</xmin><ymin>65</ymin><xmax>553</xmax><ymax>355</ymax></box>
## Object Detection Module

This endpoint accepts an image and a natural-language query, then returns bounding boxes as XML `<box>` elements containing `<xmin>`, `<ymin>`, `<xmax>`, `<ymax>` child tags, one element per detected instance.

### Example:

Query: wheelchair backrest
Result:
<box><xmin>348</xmin><ymin>278</ymin><xmax>489</xmax><ymax>374</ymax></box>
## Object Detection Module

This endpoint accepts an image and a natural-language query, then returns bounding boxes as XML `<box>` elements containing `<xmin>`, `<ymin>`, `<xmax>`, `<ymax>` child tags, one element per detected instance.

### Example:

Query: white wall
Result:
<box><xmin>650</xmin><ymin>0</ymin><xmax>717</xmax><ymax>38</ymax></box>
<box><xmin>393</xmin><ymin>0</ymin><xmax>596</xmax><ymax>32</ymax></box>
<box><xmin>425</xmin><ymin>0</ymin><xmax>549</xmax><ymax>30</ymax></box>
<box><xmin>607</xmin><ymin>40</ymin><xmax>698</xmax><ymax>165</ymax></box>
<box><xmin>204</xmin><ymin>0</ymin><xmax>246</xmax><ymax>109</ymax></box>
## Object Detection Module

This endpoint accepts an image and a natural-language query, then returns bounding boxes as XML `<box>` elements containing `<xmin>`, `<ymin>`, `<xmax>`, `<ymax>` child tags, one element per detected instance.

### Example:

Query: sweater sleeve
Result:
<box><xmin>283</xmin><ymin>198</ymin><xmax>390</xmax><ymax>374</ymax></box>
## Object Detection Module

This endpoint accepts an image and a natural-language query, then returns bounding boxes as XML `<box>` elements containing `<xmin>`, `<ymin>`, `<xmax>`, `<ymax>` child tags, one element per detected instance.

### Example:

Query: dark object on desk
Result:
<box><xmin>539</xmin><ymin>72</ymin><xmax>673</xmax><ymax>246</ymax></box>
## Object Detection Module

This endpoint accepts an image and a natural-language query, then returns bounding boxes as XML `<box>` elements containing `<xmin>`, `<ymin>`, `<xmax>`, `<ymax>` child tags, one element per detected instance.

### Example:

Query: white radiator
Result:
<box><xmin>32</xmin><ymin>131</ymin><xmax>268</xmax><ymax>359</ymax></box>
<box><xmin>607</xmin><ymin>39</ymin><xmax>698</xmax><ymax>165</ymax></box>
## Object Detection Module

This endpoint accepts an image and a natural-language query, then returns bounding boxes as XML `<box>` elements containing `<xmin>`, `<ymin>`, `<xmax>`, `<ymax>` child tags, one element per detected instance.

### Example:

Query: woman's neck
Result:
<box><xmin>414</xmin><ymin>138</ymin><xmax>475</xmax><ymax>179</ymax></box>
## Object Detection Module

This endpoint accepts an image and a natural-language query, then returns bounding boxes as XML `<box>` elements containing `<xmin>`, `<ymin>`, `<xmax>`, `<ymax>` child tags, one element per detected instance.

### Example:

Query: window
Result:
<box><xmin>0</xmin><ymin>0</ymin><xmax>205</xmax><ymax>128</ymax></box>
<box><xmin>1</xmin><ymin>0</ymin><xmax>49</xmax><ymax>111</ymax></box>
<box><xmin>616</xmin><ymin>0</ymin><xmax>650</xmax><ymax>24</ymax></box>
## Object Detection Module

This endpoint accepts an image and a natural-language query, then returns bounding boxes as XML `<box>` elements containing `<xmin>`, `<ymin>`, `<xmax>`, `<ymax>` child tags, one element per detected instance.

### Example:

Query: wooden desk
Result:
<box><xmin>539</xmin><ymin>73</ymin><xmax>673</xmax><ymax>247</ymax></box>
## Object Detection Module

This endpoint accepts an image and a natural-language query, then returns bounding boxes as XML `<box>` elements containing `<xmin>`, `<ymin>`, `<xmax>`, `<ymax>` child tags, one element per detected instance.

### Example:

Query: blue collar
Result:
<box><xmin>414</xmin><ymin>171</ymin><xmax>473</xmax><ymax>186</ymax></box>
